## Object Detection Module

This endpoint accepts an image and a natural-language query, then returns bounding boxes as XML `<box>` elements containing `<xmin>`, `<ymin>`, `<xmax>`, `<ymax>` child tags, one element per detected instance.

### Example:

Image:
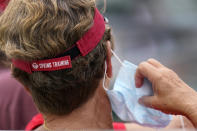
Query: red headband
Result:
<box><xmin>0</xmin><ymin>0</ymin><xmax>8</xmax><ymax>11</ymax></box>
<box><xmin>12</xmin><ymin>8</ymin><xmax>105</xmax><ymax>74</ymax></box>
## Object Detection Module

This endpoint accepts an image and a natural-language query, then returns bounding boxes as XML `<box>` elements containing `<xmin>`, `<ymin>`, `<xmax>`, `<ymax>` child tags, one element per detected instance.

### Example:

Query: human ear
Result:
<box><xmin>106</xmin><ymin>41</ymin><xmax>112</xmax><ymax>78</ymax></box>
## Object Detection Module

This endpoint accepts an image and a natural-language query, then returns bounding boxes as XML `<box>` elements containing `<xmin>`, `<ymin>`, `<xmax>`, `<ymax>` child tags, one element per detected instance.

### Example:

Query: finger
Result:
<box><xmin>135</xmin><ymin>62</ymin><xmax>156</xmax><ymax>87</ymax></box>
<box><xmin>147</xmin><ymin>58</ymin><xmax>164</xmax><ymax>68</ymax></box>
<box><xmin>137</xmin><ymin>62</ymin><xmax>159</xmax><ymax>83</ymax></box>
<box><xmin>138</xmin><ymin>96</ymin><xmax>156</xmax><ymax>109</ymax></box>
<box><xmin>135</xmin><ymin>69</ymin><xmax>144</xmax><ymax>88</ymax></box>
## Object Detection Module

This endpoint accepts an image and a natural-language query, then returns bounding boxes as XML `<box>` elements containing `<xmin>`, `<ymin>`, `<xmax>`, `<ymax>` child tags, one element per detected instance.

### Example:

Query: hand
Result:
<box><xmin>135</xmin><ymin>59</ymin><xmax>197</xmax><ymax>117</ymax></box>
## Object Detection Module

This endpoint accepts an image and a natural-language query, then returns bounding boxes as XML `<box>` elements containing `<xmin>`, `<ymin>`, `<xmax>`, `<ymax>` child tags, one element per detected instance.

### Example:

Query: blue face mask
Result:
<box><xmin>103</xmin><ymin>50</ymin><xmax>172</xmax><ymax>128</ymax></box>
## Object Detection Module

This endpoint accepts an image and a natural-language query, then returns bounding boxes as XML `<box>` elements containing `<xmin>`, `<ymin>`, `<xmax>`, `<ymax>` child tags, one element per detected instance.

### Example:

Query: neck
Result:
<box><xmin>42</xmin><ymin>84</ymin><xmax>113</xmax><ymax>130</ymax></box>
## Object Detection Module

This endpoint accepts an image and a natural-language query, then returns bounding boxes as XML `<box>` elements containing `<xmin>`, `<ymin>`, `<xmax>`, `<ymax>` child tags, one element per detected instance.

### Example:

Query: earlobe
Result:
<box><xmin>11</xmin><ymin>63</ymin><xmax>13</xmax><ymax>70</ymax></box>
<box><xmin>106</xmin><ymin>41</ymin><xmax>112</xmax><ymax>78</ymax></box>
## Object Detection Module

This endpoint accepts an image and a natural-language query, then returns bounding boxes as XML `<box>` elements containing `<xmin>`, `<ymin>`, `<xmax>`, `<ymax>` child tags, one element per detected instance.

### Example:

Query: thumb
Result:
<box><xmin>138</xmin><ymin>96</ymin><xmax>156</xmax><ymax>109</ymax></box>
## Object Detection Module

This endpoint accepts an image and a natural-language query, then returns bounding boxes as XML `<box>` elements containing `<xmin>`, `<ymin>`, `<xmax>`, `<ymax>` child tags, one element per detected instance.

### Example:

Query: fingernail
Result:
<box><xmin>138</xmin><ymin>98</ymin><xmax>144</xmax><ymax>105</ymax></box>
<box><xmin>136</xmin><ymin>80</ymin><xmax>141</xmax><ymax>88</ymax></box>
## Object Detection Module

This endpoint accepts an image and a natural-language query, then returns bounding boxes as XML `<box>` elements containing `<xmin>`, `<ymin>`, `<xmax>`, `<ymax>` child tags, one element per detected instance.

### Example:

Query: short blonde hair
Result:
<box><xmin>0</xmin><ymin>0</ymin><xmax>113</xmax><ymax>115</ymax></box>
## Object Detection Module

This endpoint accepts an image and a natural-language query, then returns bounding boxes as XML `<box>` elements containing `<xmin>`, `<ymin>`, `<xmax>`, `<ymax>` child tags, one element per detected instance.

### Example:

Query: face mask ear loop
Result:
<box><xmin>103</xmin><ymin>61</ymin><xmax>108</xmax><ymax>90</ymax></box>
<box><xmin>179</xmin><ymin>115</ymin><xmax>185</xmax><ymax>131</ymax></box>
<box><xmin>104</xmin><ymin>50</ymin><xmax>122</xmax><ymax>90</ymax></box>
<box><xmin>111</xmin><ymin>49</ymin><xmax>123</xmax><ymax>66</ymax></box>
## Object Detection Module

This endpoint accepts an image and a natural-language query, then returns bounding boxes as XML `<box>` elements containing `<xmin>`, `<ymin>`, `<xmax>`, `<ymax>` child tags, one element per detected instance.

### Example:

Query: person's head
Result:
<box><xmin>0</xmin><ymin>0</ymin><xmax>9</xmax><ymax>12</ymax></box>
<box><xmin>0</xmin><ymin>0</ymin><xmax>9</xmax><ymax>68</ymax></box>
<box><xmin>0</xmin><ymin>0</ymin><xmax>113</xmax><ymax>116</ymax></box>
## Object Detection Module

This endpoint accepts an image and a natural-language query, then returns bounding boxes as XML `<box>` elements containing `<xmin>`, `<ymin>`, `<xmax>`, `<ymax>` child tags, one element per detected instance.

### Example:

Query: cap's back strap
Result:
<box><xmin>12</xmin><ymin>8</ymin><xmax>105</xmax><ymax>74</ymax></box>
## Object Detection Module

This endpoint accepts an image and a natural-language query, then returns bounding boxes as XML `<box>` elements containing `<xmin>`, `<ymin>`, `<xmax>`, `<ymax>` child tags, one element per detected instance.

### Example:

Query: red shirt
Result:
<box><xmin>26</xmin><ymin>114</ymin><xmax>126</xmax><ymax>130</ymax></box>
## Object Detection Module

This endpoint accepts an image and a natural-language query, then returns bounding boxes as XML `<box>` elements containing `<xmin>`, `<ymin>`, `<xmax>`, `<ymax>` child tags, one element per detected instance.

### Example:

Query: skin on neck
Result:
<box><xmin>35</xmin><ymin>41</ymin><xmax>113</xmax><ymax>130</ymax></box>
<box><xmin>38</xmin><ymin>81</ymin><xmax>113</xmax><ymax>130</ymax></box>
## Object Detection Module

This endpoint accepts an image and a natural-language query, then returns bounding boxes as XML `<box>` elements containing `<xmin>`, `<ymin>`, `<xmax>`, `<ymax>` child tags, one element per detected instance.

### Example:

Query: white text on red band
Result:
<box><xmin>32</xmin><ymin>60</ymin><xmax>70</xmax><ymax>69</ymax></box>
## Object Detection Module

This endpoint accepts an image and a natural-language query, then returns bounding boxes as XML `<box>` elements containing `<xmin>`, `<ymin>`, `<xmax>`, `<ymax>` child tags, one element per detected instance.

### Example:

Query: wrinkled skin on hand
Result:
<box><xmin>135</xmin><ymin>59</ymin><xmax>197</xmax><ymax>128</ymax></box>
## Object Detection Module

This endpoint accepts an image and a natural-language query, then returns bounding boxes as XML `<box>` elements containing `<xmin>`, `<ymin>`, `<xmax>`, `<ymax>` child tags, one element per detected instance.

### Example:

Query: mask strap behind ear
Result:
<box><xmin>103</xmin><ymin>62</ymin><xmax>108</xmax><ymax>90</ymax></box>
<box><xmin>111</xmin><ymin>49</ymin><xmax>123</xmax><ymax>66</ymax></box>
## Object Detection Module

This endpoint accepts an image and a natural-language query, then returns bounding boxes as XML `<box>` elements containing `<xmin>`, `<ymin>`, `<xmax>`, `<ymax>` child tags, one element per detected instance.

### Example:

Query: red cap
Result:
<box><xmin>12</xmin><ymin>8</ymin><xmax>105</xmax><ymax>74</ymax></box>
<box><xmin>0</xmin><ymin>0</ymin><xmax>8</xmax><ymax>12</ymax></box>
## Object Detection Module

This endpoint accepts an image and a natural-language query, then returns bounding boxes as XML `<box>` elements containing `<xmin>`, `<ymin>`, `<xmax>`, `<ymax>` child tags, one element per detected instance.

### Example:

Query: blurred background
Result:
<box><xmin>97</xmin><ymin>0</ymin><xmax>197</xmax><ymax>90</ymax></box>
